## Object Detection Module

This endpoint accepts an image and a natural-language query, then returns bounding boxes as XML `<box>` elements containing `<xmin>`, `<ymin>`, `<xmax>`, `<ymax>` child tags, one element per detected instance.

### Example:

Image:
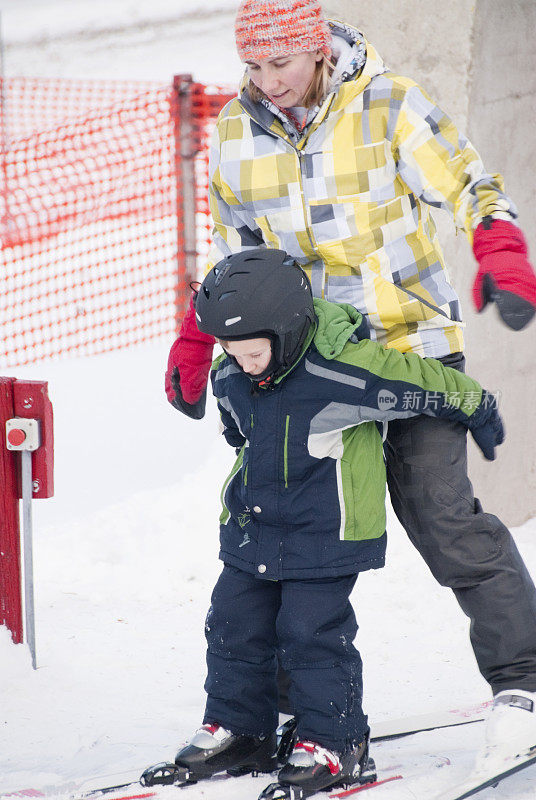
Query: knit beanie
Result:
<box><xmin>235</xmin><ymin>0</ymin><xmax>332</xmax><ymax>62</ymax></box>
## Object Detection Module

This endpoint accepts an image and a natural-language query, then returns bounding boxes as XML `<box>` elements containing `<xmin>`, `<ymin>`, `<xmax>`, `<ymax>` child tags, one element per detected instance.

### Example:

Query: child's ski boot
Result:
<box><xmin>141</xmin><ymin>723</ymin><xmax>277</xmax><ymax>786</ymax></box>
<box><xmin>258</xmin><ymin>734</ymin><xmax>376</xmax><ymax>799</ymax></box>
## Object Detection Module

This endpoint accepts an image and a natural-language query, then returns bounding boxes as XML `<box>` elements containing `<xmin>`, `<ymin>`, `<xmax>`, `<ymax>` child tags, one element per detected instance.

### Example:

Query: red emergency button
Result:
<box><xmin>7</xmin><ymin>428</ymin><xmax>26</xmax><ymax>447</ymax></box>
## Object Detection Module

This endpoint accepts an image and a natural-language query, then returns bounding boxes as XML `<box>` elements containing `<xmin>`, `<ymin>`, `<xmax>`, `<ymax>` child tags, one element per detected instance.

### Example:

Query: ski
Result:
<box><xmin>0</xmin><ymin>701</ymin><xmax>492</xmax><ymax>800</ymax></box>
<box><xmin>0</xmin><ymin>779</ymin><xmax>140</xmax><ymax>800</ymax></box>
<box><xmin>369</xmin><ymin>701</ymin><xmax>490</xmax><ymax>742</ymax></box>
<box><xmin>81</xmin><ymin>792</ymin><xmax>157</xmax><ymax>800</ymax></box>
<box><xmin>76</xmin><ymin>754</ymin><xmax>284</xmax><ymax>800</ymax></box>
<box><xmin>78</xmin><ymin>760</ymin><xmax>402</xmax><ymax>800</ymax></box>
<box><xmin>80</xmin><ymin>775</ymin><xmax>402</xmax><ymax>800</ymax></box>
<box><xmin>430</xmin><ymin>749</ymin><xmax>536</xmax><ymax>799</ymax></box>
<box><xmin>328</xmin><ymin>775</ymin><xmax>403</xmax><ymax>796</ymax></box>
<box><xmin>74</xmin><ymin>781</ymin><xmax>153</xmax><ymax>799</ymax></box>
<box><xmin>0</xmin><ymin>785</ymin><xmax>154</xmax><ymax>800</ymax></box>
<box><xmin>74</xmin><ymin>773</ymin><xmax>237</xmax><ymax>800</ymax></box>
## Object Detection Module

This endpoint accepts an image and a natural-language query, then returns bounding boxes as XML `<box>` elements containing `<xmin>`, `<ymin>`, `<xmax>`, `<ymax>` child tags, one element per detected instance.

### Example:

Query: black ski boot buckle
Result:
<box><xmin>258</xmin><ymin>782</ymin><xmax>305</xmax><ymax>800</ymax></box>
<box><xmin>140</xmin><ymin>761</ymin><xmax>196</xmax><ymax>787</ymax></box>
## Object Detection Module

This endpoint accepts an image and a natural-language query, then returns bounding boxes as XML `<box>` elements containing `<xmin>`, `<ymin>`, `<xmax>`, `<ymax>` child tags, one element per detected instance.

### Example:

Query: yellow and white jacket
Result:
<box><xmin>206</xmin><ymin>20</ymin><xmax>516</xmax><ymax>358</ymax></box>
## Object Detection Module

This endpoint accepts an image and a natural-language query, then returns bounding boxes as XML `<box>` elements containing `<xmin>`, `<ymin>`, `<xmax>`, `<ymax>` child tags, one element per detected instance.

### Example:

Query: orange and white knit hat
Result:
<box><xmin>235</xmin><ymin>0</ymin><xmax>332</xmax><ymax>62</ymax></box>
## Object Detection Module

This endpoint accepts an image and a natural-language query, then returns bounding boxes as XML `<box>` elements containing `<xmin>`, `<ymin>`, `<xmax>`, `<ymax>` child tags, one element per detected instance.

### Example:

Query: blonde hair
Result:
<box><xmin>246</xmin><ymin>54</ymin><xmax>334</xmax><ymax>109</ymax></box>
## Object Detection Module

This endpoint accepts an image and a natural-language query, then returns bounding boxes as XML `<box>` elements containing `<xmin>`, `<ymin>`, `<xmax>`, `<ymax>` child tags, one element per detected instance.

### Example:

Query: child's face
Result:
<box><xmin>222</xmin><ymin>337</ymin><xmax>273</xmax><ymax>376</ymax></box>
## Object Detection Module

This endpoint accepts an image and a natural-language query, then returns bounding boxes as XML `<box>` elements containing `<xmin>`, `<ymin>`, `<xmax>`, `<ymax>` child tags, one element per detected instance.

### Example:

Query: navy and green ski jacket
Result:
<box><xmin>211</xmin><ymin>298</ymin><xmax>494</xmax><ymax>581</ymax></box>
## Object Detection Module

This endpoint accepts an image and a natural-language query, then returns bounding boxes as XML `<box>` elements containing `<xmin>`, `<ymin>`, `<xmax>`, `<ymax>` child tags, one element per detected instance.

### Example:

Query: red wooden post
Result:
<box><xmin>13</xmin><ymin>380</ymin><xmax>54</xmax><ymax>499</ymax></box>
<box><xmin>172</xmin><ymin>74</ymin><xmax>197</xmax><ymax>335</ymax></box>
<box><xmin>0</xmin><ymin>377</ymin><xmax>23</xmax><ymax>643</ymax></box>
<box><xmin>0</xmin><ymin>378</ymin><xmax>53</xmax><ymax>648</ymax></box>
<box><xmin>170</xmin><ymin>78</ymin><xmax>239</xmax><ymax>335</ymax></box>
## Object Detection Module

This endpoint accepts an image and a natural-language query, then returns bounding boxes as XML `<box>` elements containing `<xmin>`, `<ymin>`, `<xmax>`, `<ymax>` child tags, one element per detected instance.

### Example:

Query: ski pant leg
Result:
<box><xmin>385</xmin><ymin>413</ymin><xmax>536</xmax><ymax>693</ymax></box>
<box><xmin>277</xmin><ymin>662</ymin><xmax>293</xmax><ymax>714</ymax></box>
<box><xmin>277</xmin><ymin>574</ymin><xmax>367</xmax><ymax>753</ymax></box>
<box><xmin>203</xmin><ymin>564</ymin><xmax>280</xmax><ymax>736</ymax></box>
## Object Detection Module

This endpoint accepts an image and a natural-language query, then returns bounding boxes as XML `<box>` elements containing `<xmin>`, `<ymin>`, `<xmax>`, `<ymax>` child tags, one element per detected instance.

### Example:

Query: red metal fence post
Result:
<box><xmin>172</xmin><ymin>74</ymin><xmax>199</xmax><ymax>335</ymax></box>
<box><xmin>0</xmin><ymin>377</ymin><xmax>23</xmax><ymax>643</ymax></box>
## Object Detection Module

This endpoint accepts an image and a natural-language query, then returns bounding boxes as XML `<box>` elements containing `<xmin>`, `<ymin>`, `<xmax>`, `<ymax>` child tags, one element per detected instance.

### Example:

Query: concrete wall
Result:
<box><xmin>323</xmin><ymin>0</ymin><xmax>536</xmax><ymax>525</ymax></box>
<box><xmin>464</xmin><ymin>0</ymin><xmax>536</xmax><ymax>525</ymax></box>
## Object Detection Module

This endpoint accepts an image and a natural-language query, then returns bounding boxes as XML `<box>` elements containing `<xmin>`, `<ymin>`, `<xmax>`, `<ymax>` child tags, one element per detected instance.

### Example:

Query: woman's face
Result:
<box><xmin>245</xmin><ymin>51</ymin><xmax>323</xmax><ymax>107</ymax></box>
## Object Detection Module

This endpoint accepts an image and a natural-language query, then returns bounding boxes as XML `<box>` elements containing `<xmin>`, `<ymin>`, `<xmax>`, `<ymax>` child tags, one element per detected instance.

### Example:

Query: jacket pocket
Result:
<box><xmin>338</xmin><ymin>458</ymin><xmax>356</xmax><ymax>541</ymax></box>
<box><xmin>219</xmin><ymin>446</ymin><xmax>245</xmax><ymax>526</ymax></box>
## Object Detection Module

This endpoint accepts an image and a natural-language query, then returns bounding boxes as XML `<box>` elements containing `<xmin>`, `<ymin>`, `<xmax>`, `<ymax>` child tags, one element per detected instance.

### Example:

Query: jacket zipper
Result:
<box><xmin>296</xmin><ymin>147</ymin><xmax>318</xmax><ymax>258</ymax></box>
<box><xmin>238</xmin><ymin>99</ymin><xmax>318</xmax><ymax>258</ymax></box>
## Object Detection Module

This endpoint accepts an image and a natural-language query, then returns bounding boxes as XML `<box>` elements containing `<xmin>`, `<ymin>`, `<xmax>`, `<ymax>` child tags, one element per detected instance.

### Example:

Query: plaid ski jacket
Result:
<box><xmin>206</xmin><ymin>21</ymin><xmax>517</xmax><ymax>359</ymax></box>
<box><xmin>211</xmin><ymin>299</ymin><xmax>496</xmax><ymax>580</ymax></box>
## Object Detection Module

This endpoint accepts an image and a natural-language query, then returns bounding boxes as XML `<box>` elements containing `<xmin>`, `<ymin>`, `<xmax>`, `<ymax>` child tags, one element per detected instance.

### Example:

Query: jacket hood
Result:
<box><xmin>312</xmin><ymin>298</ymin><xmax>367</xmax><ymax>360</ymax></box>
<box><xmin>327</xmin><ymin>20</ymin><xmax>372</xmax><ymax>87</ymax></box>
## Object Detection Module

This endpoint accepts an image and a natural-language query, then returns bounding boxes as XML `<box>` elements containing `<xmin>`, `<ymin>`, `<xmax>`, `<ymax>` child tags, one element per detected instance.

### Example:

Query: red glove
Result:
<box><xmin>165</xmin><ymin>293</ymin><xmax>216</xmax><ymax>419</ymax></box>
<box><xmin>472</xmin><ymin>218</ymin><xmax>536</xmax><ymax>330</ymax></box>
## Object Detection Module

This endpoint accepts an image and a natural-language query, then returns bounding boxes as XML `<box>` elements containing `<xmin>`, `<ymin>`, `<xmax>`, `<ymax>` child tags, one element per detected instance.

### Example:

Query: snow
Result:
<box><xmin>0</xmin><ymin>0</ymin><xmax>244</xmax><ymax>84</ymax></box>
<box><xmin>1</xmin><ymin>3</ymin><xmax>536</xmax><ymax>798</ymax></box>
<box><xmin>0</xmin><ymin>0</ymin><xmax>239</xmax><ymax>45</ymax></box>
<box><xmin>2</xmin><ymin>353</ymin><xmax>535</xmax><ymax>800</ymax></box>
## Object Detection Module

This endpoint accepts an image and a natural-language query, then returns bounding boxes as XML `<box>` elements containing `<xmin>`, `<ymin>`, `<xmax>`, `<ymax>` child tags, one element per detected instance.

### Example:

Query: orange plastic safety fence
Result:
<box><xmin>0</xmin><ymin>76</ymin><xmax>235</xmax><ymax>367</ymax></box>
<box><xmin>190</xmin><ymin>83</ymin><xmax>235</xmax><ymax>273</ymax></box>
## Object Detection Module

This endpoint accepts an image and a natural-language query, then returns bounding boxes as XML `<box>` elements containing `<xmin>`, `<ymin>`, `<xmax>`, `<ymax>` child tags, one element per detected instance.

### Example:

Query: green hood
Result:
<box><xmin>313</xmin><ymin>298</ymin><xmax>365</xmax><ymax>360</ymax></box>
<box><xmin>273</xmin><ymin>298</ymin><xmax>364</xmax><ymax>384</ymax></box>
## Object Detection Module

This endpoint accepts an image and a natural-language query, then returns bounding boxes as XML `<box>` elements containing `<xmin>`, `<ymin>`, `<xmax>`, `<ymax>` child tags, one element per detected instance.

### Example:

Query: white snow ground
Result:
<box><xmin>1</xmin><ymin>2</ymin><xmax>536</xmax><ymax>798</ymax></box>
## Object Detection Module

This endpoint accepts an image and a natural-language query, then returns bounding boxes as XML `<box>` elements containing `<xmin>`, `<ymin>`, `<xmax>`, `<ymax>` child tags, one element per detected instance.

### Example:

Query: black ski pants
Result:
<box><xmin>384</xmin><ymin>355</ymin><xmax>536</xmax><ymax>693</ymax></box>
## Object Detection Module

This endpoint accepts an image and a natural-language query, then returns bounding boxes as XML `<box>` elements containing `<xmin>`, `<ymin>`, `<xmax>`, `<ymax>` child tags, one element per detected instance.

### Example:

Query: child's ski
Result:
<box><xmin>0</xmin><ymin>701</ymin><xmax>492</xmax><ymax>800</ymax></box>
<box><xmin>329</xmin><ymin>775</ymin><xmax>403</xmax><ymax>797</ymax></box>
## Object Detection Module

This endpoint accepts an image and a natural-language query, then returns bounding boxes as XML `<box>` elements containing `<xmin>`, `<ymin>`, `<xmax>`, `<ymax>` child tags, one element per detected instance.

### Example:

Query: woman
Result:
<box><xmin>166</xmin><ymin>0</ymin><xmax>536</xmax><ymax>774</ymax></box>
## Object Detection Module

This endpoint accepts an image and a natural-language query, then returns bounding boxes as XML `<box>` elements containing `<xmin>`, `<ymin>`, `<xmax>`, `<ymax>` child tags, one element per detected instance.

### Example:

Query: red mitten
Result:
<box><xmin>472</xmin><ymin>218</ymin><xmax>536</xmax><ymax>330</ymax></box>
<box><xmin>165</xmin><ymin>293</ymin><xmax>216</xmax><ymax>418</ymax></box>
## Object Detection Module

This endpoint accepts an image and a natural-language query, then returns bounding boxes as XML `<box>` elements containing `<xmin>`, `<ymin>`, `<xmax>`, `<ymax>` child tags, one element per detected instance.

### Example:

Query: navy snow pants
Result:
<box><xmin>203</xmin><ymin>564</ymin><xmax>367</xmax><ymax>752</ymax></box>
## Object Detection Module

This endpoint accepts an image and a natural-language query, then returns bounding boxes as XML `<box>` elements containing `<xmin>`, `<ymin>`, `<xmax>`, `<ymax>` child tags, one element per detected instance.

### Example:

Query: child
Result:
<box><xmin>160</xmin><ymin>249</ymin><xmax>504</xmax><ymax>799</ymax></box>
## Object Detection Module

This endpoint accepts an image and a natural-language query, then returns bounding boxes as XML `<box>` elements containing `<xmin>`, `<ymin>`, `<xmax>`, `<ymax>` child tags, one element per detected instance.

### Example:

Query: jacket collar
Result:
<box><xmin>270</xmin><ymin>299</ymin><xmax>369</xmax><ymax>388</ymax></box>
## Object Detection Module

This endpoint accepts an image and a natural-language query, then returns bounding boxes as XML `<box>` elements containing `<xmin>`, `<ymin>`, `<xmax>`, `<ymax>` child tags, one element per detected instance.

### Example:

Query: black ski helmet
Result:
<box><xmin>195</xmin><ymin>248</ymin><xmax>315</xmax><ymax>376</ymax></box>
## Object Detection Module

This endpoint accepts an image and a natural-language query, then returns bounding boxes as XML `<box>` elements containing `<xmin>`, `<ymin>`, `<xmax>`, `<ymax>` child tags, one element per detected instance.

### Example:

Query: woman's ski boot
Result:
<box><xmin>141</xmin><ymin>723</ymin><xmax>277</xmax><ymax>786</ymax></box>
<box><xmin>258</xmin><ymin>734</ymin><xmax>376</xmax><ymax>800</ymax></box>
